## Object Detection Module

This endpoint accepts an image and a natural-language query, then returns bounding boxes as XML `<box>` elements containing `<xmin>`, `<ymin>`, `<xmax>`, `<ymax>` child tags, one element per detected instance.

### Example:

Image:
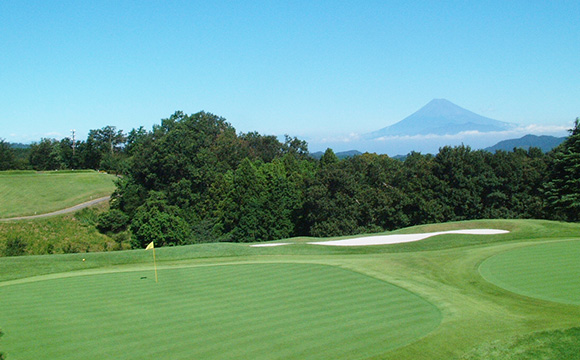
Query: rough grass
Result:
<box><xmin>0</xmin><ymin>170</ymin><xmax>116</xmax><ymax>218</ymax></box>
<box><xmin>0</xmin><ymin>219</ymin><xmax>579</xmax><ymax>359</ymax></box>
<box><xmin>0</xmin><ymin>202</ymin><xmax>127</xmax><ymax>258</ymax></box>
<box><xmin>459</xmin><ymin>327</ymin><xmax>580</xmax><ymax>360</ymax></box>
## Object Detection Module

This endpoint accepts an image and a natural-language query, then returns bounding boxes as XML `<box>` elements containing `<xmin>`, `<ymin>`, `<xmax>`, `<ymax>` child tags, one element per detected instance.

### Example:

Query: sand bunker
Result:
<box><xmin>249</xmin><ymin>243</ymin><xmax>291</xmax><ymax>247</ymax></box>
<box><xmin>308</xmin><ymin>229</ymin><xmax>509</xmax><ymax>246</ymax></box>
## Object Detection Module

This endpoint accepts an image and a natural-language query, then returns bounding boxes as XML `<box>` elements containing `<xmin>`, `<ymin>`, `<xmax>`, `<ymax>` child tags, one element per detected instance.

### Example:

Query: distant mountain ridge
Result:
<box><xmin>311</xmin><ymin>135</ymin><xmax>565</xmax><ymax>159</ymax></box>
<box><xmin>484</xmin><ymin>134</ymin><xmax>565</xmax><ymax>153</ymax></box>
<box><xmin>365</xmin><ymin>99</ymin><xmax>516</xmax><ymax>138</ymax></box>
<box><xmin>309</xmin><ymin>150</ymin><xmax>362</xmax><ymax>160</ymax></box>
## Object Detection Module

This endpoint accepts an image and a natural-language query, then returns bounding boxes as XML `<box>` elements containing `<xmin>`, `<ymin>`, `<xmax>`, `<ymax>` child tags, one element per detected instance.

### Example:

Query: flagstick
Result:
<box><xmin>152</xmin><ymin>246</ymin><xmax>158</xmax><ymax>283</ymax></box>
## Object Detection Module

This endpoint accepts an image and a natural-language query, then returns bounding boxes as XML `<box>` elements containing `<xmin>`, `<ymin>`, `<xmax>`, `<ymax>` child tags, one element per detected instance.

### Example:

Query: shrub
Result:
<box><xmin>96</xmin><ymin>209</ymin><xmax>129</xmax><ymax>233</ymax></box>
<box><xmin>3</xmin><ymin>235</ymin><xmax>27</xmax><ymax>256</ymax></box>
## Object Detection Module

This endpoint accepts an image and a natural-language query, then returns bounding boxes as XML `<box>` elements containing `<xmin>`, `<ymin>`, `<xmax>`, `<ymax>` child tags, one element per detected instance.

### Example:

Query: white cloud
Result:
<box><xmin>306</xmin><ymin>123</ymin><xmax>570</xmax><ymax>155</ymax></box>
<box><xmin>318</xmin><ymin>133</ymin><xmax>361</xmax><ymax>144</ymax></box>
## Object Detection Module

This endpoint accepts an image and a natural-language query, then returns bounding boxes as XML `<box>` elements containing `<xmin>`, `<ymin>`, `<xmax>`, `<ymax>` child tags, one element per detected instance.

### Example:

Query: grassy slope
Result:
<box><xmin>0</xmin><ymin>202</ymin><xmax>124</xmax><ymax>256</ymax></box>
<box><xmin>0</xmin><ymin>170</ymin><xmax>116</xmax><ymax>218</ymax></box>
<box><xmin>0</xmin><ymin>219</ymin><xmax>579</xmax><ymax>359</ymax></box>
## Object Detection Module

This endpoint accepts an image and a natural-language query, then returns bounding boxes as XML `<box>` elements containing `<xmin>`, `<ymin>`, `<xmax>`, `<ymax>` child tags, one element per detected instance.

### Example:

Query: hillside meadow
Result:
<box><xmin>1</xmin><ymin>219</ymin><xmax>579</xmax><ymax>359</ymax></box>
<box><xmin>0</xmin><ymin>170</ymin><xmax>116</xmax><ymax>218</ymax></box>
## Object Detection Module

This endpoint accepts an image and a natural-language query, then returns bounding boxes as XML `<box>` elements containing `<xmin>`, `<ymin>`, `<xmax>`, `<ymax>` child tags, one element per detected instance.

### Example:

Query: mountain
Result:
<box><xmin>365</xmin><ymin>99</ymin><xmax>516</xmax><ymax>138</ymax></box>
<box><xmin>484</xmin><ymin>134</ymin><xmax>565</xmax><ymax>153</ymax></box>
<box><xmin>309</xmin><ymin>150</ymin><xmax>362</xmax><ymax>160</ymax></box>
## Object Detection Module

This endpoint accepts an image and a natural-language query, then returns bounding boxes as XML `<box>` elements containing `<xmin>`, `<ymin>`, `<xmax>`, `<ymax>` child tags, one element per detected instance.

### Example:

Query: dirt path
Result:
<box><xmin>0</xmin><ymin>196</ymin><xmax>111</xmax><ymax>222</ymax></box>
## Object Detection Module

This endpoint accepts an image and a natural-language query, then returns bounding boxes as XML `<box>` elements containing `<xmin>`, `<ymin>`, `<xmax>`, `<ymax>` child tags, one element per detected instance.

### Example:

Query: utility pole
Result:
<box><xmin>71</xmin><ymin>129</ymin><xmax>76</xmax><ymax>157</ymax></box>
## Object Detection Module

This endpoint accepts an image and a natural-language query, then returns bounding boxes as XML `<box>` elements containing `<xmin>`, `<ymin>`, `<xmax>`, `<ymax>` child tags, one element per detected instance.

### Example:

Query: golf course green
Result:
<box><xmin>1</xmin><ymin>219</ymin><xmax>580</xmax><ymax>359</ymax></box>
<box><xmin>0</xmin><ymin>263</ymin><xmax>440</xmax><ymax>360</ymax></box>
<box><xmin>480</xmin><ymin>240</ymin><xmax>580</xmax><ymax>305</ymax></box>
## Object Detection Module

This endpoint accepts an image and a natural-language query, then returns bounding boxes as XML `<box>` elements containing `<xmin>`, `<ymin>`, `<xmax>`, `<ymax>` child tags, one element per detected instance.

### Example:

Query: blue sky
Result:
<box><xmin>1</xmin><ymin>1</ymin><xmax>578</xmax><ymax>153</ymax></box>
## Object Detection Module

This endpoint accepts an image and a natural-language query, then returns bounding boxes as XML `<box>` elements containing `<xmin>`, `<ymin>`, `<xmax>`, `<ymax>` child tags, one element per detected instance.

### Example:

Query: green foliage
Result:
<box><xmin>28</xmin><ymin>138</ymin><xmax>64</xmax><ymax>170</ymax></box>
<box><xmin>212</xmin><ymin>158</ymin><xmax>305</xmax><ymax>242</ymax></box>
<box><xmin>2</xmin><ymin>235</ymin><xmax>27</xmax><ymax>256</ymax></box>
<box><xmin>0</xmin><ymin>203</ymin><xmax>120</xmax><ymax>257</ymax></box>
<box><xmin>96</xmin><ymin>209</ymin><xmax>129</xmax><ymax>233</ymax></box>
<box><xmin>0</xmin><ymin>139</ymin><xmax>16</xmax><ymax>171</ymax></box>
<box><xmin>544</xmin><ymin>118</ymin><xmax>580</xmax><ymax>221</ymax></box>
<box><xmin>73</xmin><ymin>207</ymin><xmax>100</xmax><ymax>227</ymax></box>
<box><xmin>130</xmin><ymin>192</ymin><xmax>192</xmax><ymax>248</ymax></box>
<box><xmin>112</xmin><ymin>111</ymin><xmax>316</xmax><ymax>247</ymax></box>
<box><xmin>97</xmin><ymin>111</ymin><xmax>579</xmax><ymax>245</ymax></box>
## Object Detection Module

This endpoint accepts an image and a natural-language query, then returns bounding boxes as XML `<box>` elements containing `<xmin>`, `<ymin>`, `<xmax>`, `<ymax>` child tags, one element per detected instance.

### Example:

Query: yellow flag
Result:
<box><xmin>145</xmin><ymin>241</ymin><xmax>158</xmax><ymax>282</ymax></box>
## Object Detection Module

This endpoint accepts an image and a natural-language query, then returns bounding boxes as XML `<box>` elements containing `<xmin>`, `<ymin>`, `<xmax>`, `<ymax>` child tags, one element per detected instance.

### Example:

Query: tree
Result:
<box><xmin>544</xmin><ymin>118</ymin><xmax>580</xmax><ymax>221</ymax></box>
<box><xmin>88</xmin><ymin>126</ymin><xmax>126</xmax><ymax>155</ymax></box>
<box><xmin>433</xmin><ymin>145</ymin><xmax>491</xmax><ymax>221</ymax></box>
<box><xmin>0</xmin><ymin>139</ymin><xmax>16</xmax><ymax>170</ymax></box>
<box><xmin>212</xmin><ymin>158</ymin><xmax>303</xmax><ymax>242</ymax></box>
<box><xmin>125</xmin><ymin>126</ymin><xmax>149</xmax><ymax>156</ymax></box>
<box><xmin>130</xmin><ymin>192</ymin><xmax>192</xmax><ymax>248</ymax></box>
<box><xmin>239</xmin><ymin>132</ymin><xmax>284</xmax><ymax>162</ymax></box>
<box><xmin>303</xmin><ymin>149</ymin><xmax>362</xmax><ymax>237</ymax></box>
<box><xmin>28</xmin><ymin>138</ymin><xmax>63</xmax><ymax>170</ymax></box>
<box><xmin>283</xmin><ymin>135</ymin><xmax>309</xmax><ymax>159</ymax></box>
<box><xmin>96</xmin><ymin>209</ymin><xmax>130</xmax><ymax>233</ymax></box>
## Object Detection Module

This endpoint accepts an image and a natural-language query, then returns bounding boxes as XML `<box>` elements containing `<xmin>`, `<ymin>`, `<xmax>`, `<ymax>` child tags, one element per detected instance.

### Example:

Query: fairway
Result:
<box><xmin>0</xmin><ymin>171</ymin><xmax>116</xmax><ymax>218</ymax></box>
<box><xmin>479</xmin><ymin>240</ymin><xmax>580</xmax><ymax>305</ymax></box>
<box><xmin>0</xmin><ymin>263</ymin><xmax>441</xmax><ymax>360</ymax></box>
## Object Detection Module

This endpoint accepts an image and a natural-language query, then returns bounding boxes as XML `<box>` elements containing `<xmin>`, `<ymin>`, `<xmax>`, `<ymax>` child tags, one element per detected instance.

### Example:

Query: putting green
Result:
<box><xmin>0</xmin><ymin>263</ymin><xmax>440</xmax><ymax>360</ymax></box>
<box><xmin>479</xmin><ymin>240</ymin><xmax>580</xmax><ymax>305</ymax></box>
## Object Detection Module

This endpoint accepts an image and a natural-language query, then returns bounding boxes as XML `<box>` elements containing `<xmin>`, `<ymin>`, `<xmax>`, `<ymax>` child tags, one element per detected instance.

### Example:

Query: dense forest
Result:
<box><xmin>1</xmin><ymin>112</ymin><xmax>579</xmax><ymax>247</ymax></box>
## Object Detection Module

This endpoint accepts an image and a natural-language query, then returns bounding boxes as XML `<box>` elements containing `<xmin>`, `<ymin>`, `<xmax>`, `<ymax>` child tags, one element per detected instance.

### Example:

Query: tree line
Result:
<box><xmin>0</xmin><ymin>126</ymin><xmax>128</xmax><ymax>172</ymax></box>
<box><xmin>2</xmin><ymin>112</ymin><xmax>579</xmax><ymax>247</ymax></box>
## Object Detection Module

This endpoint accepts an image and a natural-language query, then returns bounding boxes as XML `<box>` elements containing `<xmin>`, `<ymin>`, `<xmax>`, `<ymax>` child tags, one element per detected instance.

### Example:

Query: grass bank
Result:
<box><xmin>0</xmin><ymin>170</ymin><xmax>116</xmax><ymax>218</ymax></box>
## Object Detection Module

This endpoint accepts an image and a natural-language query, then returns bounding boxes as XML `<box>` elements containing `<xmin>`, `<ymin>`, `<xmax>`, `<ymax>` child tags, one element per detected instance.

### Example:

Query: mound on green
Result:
<box><xmin>480</xmin><ymin>240</ymin><xmax>580</xmax><ymax>305</ymax></box>
<box><xmin>0</xmin><ymin>171</ymin><xmax>116</xmax><ymax>218</ymax></box>
<box><xmin>0</xmin><ymin>263</ymin><xmax>440</xmax><ymax>360</ymax></box>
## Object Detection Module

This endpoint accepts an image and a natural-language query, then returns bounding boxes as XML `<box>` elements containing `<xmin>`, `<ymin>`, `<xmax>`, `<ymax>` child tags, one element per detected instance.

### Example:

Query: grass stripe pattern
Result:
<box><xmin>479</xmin><ymin>240</ymin><xmax>580</xmax><ymax>305</ymax></box>
<box><xmin>0</xmin><ymin>263</ymin><xmax>440</xmax><ymax>359</ymax></box>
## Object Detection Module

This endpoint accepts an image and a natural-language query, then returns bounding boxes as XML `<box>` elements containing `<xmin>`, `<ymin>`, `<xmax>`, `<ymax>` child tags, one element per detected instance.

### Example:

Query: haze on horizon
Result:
<box><xmin>1</xmin><ymin>1</ymin><xmax>578</xmax><ymax>154</ymax></box>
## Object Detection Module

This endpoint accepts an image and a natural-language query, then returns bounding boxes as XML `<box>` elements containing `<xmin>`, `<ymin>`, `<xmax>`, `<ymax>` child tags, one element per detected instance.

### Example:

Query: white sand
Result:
<box><xmin>249</xmin><ymin>243</ymin><xmax>291</xmax><ymax>247</ymax></box>
<box><xmin>308</xmin><ymin>229</ymin><xmax>509</xmax><ymax>246</ymax></box>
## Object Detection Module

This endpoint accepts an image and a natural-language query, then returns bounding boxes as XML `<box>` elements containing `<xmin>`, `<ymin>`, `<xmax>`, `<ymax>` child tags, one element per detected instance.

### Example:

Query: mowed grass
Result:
<box><xmin>1</xmin><ymin>219</ymin><xmax>580</xmax><ymax>359</ymax></box>
<box><xmin>0</xmin><ymin>170</ymin><xmax>116</xmax><ymax>218</ymax></box>
<box><xmin>0</xmin><ymin>263</ymin><xmax>440</xmax><ymax>360</ymax></box>
<box><xmin>479</xmin><ymin>240</ymin><xmax>580</xmax><ymax>305</ymax></box>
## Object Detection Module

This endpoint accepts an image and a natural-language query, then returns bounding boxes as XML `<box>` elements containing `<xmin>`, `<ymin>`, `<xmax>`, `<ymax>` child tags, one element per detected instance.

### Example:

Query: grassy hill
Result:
<box><xmin>0</xmin><ymin>170</ymin><xmax>116</xmax><ymax>218</ymax></box>
<box><xmin>1</xmin><ymin>219</ymin><xmax>579</xmax><ymax>359</ymax></box>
